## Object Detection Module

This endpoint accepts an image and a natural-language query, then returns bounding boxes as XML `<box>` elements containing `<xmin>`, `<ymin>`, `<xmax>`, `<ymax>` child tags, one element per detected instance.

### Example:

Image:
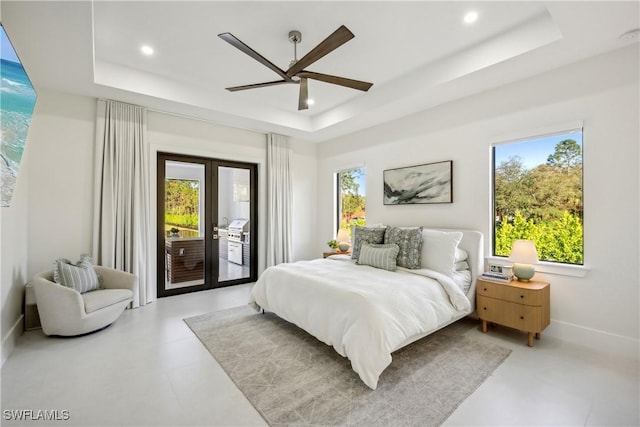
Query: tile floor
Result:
<box><xmin>2</xmin><ymin>284</ymin><xmax>638</xmax><ymax>426</ymax></box>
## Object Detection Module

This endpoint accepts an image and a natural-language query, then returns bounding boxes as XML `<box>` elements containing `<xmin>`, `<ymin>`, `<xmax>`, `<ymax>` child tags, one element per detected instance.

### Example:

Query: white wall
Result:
<box><xmin>25</xmin><ymin>92</ymin><xmax>97</xmax><ymax>278</ymax></box>
<box><xmin>0</xmin><ymin>122</ymin><xmax>30</xmax><ymax>365</ymax></box>
<box><xmin>1</xmin><ymin>91</ymin><xmax>99</xmax><ymax>364</ymax></box>
<box><xmin>316</xmin><ymin>45</ymin><xmax>639</xmax><ymax>357</ymax></box>
<box><xmin>2</xmin><ymin>90</ymin><xmax>97</xmax><ymax>363</ymax></box>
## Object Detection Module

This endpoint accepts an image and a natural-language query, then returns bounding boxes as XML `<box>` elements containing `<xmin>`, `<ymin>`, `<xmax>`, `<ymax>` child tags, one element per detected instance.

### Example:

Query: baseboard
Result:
<box><xmin>546</xmin><ymin>318</ymin><xmax>639</xmax><ymax>362</ymax></box>
<box><xmin>1</xmin><ymin>314</ymin><xmax>24</xmax><ymax>367</ymax></box>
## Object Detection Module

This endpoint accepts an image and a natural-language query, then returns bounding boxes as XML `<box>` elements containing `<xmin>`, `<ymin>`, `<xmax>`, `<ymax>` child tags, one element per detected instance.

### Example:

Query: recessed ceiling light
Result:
<box><xmin>464</xmin><ymin>11</ymin><xmax>478</xmax><ymax>24</ymax></box>
<box><xmin>306</xmin><ymin>98</ymin><xmax>315</xmax><ymax>106</ymax></box>
<box><xmin>141</xmin><ymin>45</ymin><xmax>154</xmax><ymax>56</ymax></box>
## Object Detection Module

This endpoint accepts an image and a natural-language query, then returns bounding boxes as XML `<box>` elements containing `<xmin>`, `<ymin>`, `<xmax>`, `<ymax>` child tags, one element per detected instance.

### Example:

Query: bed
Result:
<box><xmin>249</xmin><ymin>228</ymin><xmax>483</xmax><ymax>390</ymax></box>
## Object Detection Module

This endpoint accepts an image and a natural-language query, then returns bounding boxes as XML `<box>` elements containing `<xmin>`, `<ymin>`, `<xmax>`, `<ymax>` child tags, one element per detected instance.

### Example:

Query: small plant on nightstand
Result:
<box><xmin>327</xmin><ymin>239</ymin><xmax>339</xmax><ymax>250</ymax></box>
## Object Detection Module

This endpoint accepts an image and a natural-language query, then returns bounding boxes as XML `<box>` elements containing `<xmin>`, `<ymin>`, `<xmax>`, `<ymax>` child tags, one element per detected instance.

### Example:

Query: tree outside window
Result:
<box><xmin>337</xmin><ymin>168</ymin><xmax>366</xmax><ymax>234</ymax></box>
<box><xmin>165</xmin><ymin>178</ymin><xmax>200</xmax><ymax>237</ymax></box>
<box><xmin>493</xmin><ymin>131</ymin><xmax>583</xmax><ymax>264</ymax></box>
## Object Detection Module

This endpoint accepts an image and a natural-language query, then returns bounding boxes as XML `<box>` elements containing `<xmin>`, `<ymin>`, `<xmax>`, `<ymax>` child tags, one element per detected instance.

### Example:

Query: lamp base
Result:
<box><xmin>513</xmin><ymin>263</ymin><xmax>535</xmax><ymax>282</ymax></box>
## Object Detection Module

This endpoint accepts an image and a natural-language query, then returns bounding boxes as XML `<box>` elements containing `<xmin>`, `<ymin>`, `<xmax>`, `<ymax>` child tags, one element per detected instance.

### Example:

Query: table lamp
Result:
<box><xmin>509</xmin><ymin>239</ymin><xmax>538</xmax><ymax>282</ymax></box>
<box><xmin>336</xmin><ymin>229</ymin><xmax>351</xmax><ymax>252</ymax></box>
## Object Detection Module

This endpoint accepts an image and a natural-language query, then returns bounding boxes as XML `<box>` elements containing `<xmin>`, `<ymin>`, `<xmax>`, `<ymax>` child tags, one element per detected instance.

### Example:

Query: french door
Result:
<box><xmin>157</xmin><ymin>153</ymin><xmax>257</xmax><ymax>297</ymax></box>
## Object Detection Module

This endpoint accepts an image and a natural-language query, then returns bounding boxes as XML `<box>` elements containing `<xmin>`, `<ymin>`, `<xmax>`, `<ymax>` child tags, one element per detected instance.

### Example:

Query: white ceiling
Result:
<box><xmin>2</xmin><ymin>1</ymin><xmax>639</xmax><ymax>142</ymax></box>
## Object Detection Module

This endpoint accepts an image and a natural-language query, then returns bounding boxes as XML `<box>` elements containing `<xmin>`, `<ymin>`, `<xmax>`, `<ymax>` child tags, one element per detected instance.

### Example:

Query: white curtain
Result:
<box><xmin>266</xmin><ymin>133</ymin><xmax>293</xmax><ymax>266</ymax></box>
<box><xmin>93</xmin><ymin>100</ymin><xmax>153</xmax><ymax>307</ymax></box>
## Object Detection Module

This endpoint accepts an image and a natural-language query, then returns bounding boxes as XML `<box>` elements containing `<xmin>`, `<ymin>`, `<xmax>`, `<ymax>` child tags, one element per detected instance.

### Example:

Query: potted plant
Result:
<box><xmin>327</xmin><ymin>239</ymin><xmax>339</xmax><ymax>250</ymax></box>
<box><xmin>170</xmin><ymin>227</ymin><xmax>180</xmax><ymax>237</ymax></box>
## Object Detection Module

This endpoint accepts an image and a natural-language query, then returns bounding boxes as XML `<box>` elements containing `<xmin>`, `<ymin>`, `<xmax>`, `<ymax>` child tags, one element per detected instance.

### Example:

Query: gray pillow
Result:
<box><xmin>357</xmin><ymin>243</ymin><xmax>400</xmax><ymax>271</ymax></box>
<box><xmin>351</xmin><ymin>226</ymin><xmax>386</xmax><ymax>260</ymax></box>
<box><xmin>53</xmin><ymin>254</ymin><xmax>101</xmax><ymax>294</ymax></box>
<box><xmin>384</xmin><ymin>226</ymin><xmax>424</xmax><ymax>269</ymax></box>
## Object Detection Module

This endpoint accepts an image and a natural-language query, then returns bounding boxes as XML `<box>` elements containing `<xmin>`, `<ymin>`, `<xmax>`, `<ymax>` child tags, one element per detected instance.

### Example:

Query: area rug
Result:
<box><xmin>184</xmin><ymin>305</ymin><xmax>510</xmax><ymax>427</ymax></box>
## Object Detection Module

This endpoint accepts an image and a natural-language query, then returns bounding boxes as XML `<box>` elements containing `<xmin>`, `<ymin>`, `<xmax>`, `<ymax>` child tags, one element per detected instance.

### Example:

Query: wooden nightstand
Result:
<box><xmin>323</xmin><ymin>251</ymin><xmax>350</xmax><ymax>258</ymax></box>
<box><xmin>477</xmin><ymin>278</ymin><xmax>550</xmax><ymax>347</ymax></box>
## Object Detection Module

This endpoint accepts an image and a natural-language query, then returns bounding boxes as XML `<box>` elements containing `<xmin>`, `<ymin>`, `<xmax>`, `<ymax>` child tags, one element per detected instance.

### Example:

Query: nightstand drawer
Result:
<box><xmin>477</xmin><ymin>280</ymin><xmax>543</xmax><ymax>306</ymax></box>
<box><xmin>477</xmin><ymin>295</ymin><xmax>543</xmax><ymax>331</ymax></box>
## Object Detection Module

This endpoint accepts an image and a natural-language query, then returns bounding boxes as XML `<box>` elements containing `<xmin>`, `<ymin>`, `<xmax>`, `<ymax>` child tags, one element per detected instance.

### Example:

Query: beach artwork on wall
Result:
<box><xmin>383</xmin><ymin>160</ymin><xmax>453</xmax><ymax>205</ymax></box>
<box><xmin>1</xmin><ymin>24</ymin><xmax>37</xmax><ymax>207</ymax></box>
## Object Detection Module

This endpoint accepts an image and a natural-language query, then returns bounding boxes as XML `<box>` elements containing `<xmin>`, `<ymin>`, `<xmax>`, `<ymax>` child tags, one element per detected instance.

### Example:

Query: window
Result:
<box><xmin>336</xmin><ymin>168</ymin><xmax>366</xmax><ymax>233</ymax></box>
<box><xmin>492</xmin><ymin>129</ymin><xmax>583</xmax><ymax>265</ymax></box>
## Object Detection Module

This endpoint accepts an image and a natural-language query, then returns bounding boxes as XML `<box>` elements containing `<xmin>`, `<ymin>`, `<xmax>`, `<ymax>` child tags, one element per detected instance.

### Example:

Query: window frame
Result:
<box><xmin>489</xmin><ymin>122</ymin><xmax>588</xmax><ymax>276</ymax></box>
<box><xmin>335</xmin><ymin>166</ymin><xmax>366</xmax><ymax>235</ymax></box>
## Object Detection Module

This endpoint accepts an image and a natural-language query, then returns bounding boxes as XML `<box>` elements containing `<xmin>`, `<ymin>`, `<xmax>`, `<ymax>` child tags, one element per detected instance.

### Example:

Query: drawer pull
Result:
<box><xmin>520</xmin><ymin>316</ymin><xmax>524</xmax><ymax>320</ymax></box>
<box><xmin>483</xmin><ymin>307</ymin><xmax>487</xmax><ymax>310</ymax></box>
<box><xmin>484</xmin><ymin>288</ymin><xmax>487</xmax><ymax>291</ymax></box>
<box><xmin>520</xmin><ymin>295</ymin><xmax>524</xmax><ymax>299</ymax></box>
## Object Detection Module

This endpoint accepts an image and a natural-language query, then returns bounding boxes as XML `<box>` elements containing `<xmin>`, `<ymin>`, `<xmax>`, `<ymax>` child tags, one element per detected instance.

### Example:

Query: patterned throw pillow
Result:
<box><xmin>53</xmin><ymin>254</ymin><xmax>101</xmax><ymax>294</ymax></box>
<box><xmin>351</xmin><ymin>226</ymin><xmax>386</xmax><ymax>261</ymax></box>
<box><xmin>356</xmin><ymin>243</ymin><xmax>400</xmax><ymax>271</ymax></box>
<box><xmin>384</xmin><ymin>226</ymin><xmax>424</xmax><ymax>269</ymax></box>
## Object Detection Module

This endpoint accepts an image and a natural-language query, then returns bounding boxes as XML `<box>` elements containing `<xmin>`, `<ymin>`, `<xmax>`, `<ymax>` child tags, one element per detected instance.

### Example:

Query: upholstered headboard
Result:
<box><xmin>434</xmin><ymin>228</ymin><xmax>483</xmax><ymax>311</ymax></box>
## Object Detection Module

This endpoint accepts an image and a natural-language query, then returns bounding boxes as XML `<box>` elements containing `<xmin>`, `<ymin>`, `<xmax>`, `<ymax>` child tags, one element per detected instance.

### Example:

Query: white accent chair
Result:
<box><xmin>32</xmin><ymin>266</ymin><xmax>136</xmax><ymax>336</ymax></box>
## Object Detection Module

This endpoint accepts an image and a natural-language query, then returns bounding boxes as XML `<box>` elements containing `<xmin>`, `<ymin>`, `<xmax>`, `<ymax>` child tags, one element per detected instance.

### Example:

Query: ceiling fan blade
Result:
<box><xmin>225</xmin><ymin>80</ymin><xmax>293</xmax><ymax>92</ymax></box>
<box><xmin>298</xmin><ymin>77</ymin><xmax>309</xmax><ymax>111</ymax></box>
<box><xmin>218</xmin><ymin>32</ymin><xmax>293</xmax><ymax>82</ymax></box>
<box><xmin>286</xmin><ymin>25</ymin><xmax>354</xmax><ymax>77</ymax></box>
<box><xmin>297</xmin><ymin>71</ymin><xmax>373</xmax><ymax>92</ymax></box>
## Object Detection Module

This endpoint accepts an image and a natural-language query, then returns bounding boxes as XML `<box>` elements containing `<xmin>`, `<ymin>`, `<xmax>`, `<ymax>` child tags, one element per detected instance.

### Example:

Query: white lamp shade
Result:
<box><xmin>508</xmin><ymin>240</ymin><xmax>539</xmax><ymax>264</ymax></box>
<box><xmin>336</xmin><ymin>228</ymin><xmax>350</xmax><ymax>243</ymax></box>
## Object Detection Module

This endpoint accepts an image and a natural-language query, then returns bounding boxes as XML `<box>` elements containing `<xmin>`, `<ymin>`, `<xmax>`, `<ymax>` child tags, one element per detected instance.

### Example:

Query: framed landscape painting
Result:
<box><xmin>383</xmin><ymin>160</ymin><xmax>452</xmax><ymax>205</ymax></box>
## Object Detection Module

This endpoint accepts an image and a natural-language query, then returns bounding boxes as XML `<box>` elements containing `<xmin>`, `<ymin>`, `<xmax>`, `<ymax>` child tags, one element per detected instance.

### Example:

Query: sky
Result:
<box><xmin>494</xmin><ymin>130</ymin><xmax>583</xmax><ymax>170</ymax></box>
<box><xmin>1</xmin><ymin>26</ymin><xmax>21</xmax><ymax>63</ymax></box>
<box><xmin>356</xmin><ymin>172</ymin><xmax>366</xmax><ymax>195</ymax></box>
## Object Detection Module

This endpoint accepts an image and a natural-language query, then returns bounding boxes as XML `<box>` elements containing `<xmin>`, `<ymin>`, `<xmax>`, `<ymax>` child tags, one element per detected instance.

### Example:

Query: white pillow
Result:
<box><xmin>455</xmin><ymin>247</ymin><xmax>469</xmax><ymax>262</ymax></box>
<box><xmin>421</xmin><ymin>229</ymin><xmax>463</xmax><ymax>275</ymax></box>
<box><xmin>455</xmin><ymin>260</ymin><xmax>469</xmax><ymax>271</ymax></box>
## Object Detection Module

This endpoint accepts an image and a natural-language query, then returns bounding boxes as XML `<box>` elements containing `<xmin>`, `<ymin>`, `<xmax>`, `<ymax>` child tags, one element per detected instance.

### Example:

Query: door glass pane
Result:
<box><xmin>218</xmin><ymin>166</ymin><xmax>251</xmax><ymax>282</ymax></box>
<box><xmin>164</xmin><ymin>160</ymin><xmax>205</xmax><ymax>290</ymax></box>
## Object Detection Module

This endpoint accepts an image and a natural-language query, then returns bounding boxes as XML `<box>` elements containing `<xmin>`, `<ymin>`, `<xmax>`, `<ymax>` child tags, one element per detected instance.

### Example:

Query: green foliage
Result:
<box><xmin>165</xmin><ymin>213</ymin><xmax>199</xmax><ymax>229</ymax></box>
<box><xmin>339</xmin><ymin>217</ymin><xmax>367</xmax><ymax>238</ymax></box>
<box><xmin>327</xmin><ymin>239</ymin><xmax>339</xmax><ymax>250</ymax></box>
<box><xmin>165</xmin><ymin>178</ymin><xmax>200</xmax><ymax>230</ymax></box>
<box><xmin>494</xmin><ymin>139</ymin><xmax>583</xmax><ymax>264</ymax></box>
<box><xmin>339</xmin><ymin>169</ymin><xmax>362</xmax><ymax>194</ymax></box>
<box><xmin>546</xmin><ymin>139</ymin><xmax>583</xmax><ymax>172</ymax></box>
<box><xmin>339</xmin><ymin>168</ymin><xmax>366</xmax><ymax>227</ymax></box>
<box><xmin>495</xmin><ymin>211</ymin><xmax>583</xmax><ymax>264</ymax></box>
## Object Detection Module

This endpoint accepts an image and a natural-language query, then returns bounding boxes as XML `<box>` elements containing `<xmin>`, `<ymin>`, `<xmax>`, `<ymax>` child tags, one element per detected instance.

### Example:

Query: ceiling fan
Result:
<box><xmin>218</xmin><ymin>25</ymin><xmax>373</xmax><ymax>111</ymax></box>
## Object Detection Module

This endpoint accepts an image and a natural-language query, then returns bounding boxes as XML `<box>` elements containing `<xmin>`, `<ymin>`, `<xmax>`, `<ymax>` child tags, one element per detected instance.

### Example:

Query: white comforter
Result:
<box><xmin>249</xmin><ymin>257</ymin><xmax>471</xmax><ymax>390</ymax></box>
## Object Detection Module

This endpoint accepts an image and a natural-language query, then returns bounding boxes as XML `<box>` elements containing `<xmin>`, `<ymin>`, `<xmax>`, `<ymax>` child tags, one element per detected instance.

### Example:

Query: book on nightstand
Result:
<box><xmin>480</xmin><ymin>272</ymin><xmax>512</xmax><ymax>283</ymax></box>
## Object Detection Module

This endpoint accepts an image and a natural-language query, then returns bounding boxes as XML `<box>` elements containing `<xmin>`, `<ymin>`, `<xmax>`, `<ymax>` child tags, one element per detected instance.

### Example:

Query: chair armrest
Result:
<box><xmin>32</xmin><ymin>275</ymin><xmax>84</xmax><ymax>311</ymax></box>
<box><xmin>94</xmin><ymin>266</ymin><xmax>137</xmax><ymax>294</ymax></box>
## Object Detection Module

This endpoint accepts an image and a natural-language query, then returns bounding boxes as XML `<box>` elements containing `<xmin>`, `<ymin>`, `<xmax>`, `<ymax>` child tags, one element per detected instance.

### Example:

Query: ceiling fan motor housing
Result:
<box><xmin>288</xmin><ymin>30</ymin><xmax>302</xmax><ymax>44</ymax></box>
